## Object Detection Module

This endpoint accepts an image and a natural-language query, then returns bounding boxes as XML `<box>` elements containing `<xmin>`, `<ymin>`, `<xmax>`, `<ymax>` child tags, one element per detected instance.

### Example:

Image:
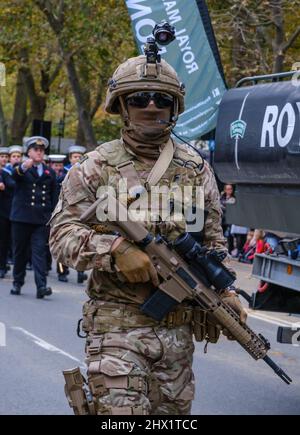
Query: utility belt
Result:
<box><xmin>81</xmin><ymin>300</ymin><xmax>193</xmax><ymax>333</ymax></box>
<box><xmin>81</xmin><ymin>299</ymin><xmax>221</xmax><ymax>344</ymax></box>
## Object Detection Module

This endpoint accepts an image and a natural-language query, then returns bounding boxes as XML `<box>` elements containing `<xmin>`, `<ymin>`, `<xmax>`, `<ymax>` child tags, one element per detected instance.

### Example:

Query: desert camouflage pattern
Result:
<box><xmin>49</xmin><ymin>138</ymin><xmax>227</xmax><ymax>414</ymax></box>
<box><xmin>50</xmin><ymin>139</ymin><xmax>227</xmax><ymax>304</ymax></box>
<box><xmin>105</xmin><ymin>55</ymin><xmax>185</xmax><ymax>115</ymax></box>
<box><xmin>86</xmin><ymin>323</ymin><xmax>195</xmax><ymax>415</ymax></box>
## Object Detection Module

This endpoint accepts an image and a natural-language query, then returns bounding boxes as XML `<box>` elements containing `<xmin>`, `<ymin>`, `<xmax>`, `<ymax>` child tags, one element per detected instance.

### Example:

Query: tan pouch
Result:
<box><xmin>193</xmin><ymin>307</ymin><xmax>221</xmax><ymax>344</ymax></box>
<box><xmin>82</xmin><ymin>300</ymin><xmax>98</xmax><ymax>333</ymax></box>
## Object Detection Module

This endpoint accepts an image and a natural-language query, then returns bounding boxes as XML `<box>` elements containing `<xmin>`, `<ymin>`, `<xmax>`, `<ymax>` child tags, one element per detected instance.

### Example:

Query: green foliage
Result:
<box><xmin>208</xmin><ymin>0</ymin><xmax>300</xmax><ymax>85</ymax></box>
<box><xmin>93</xmin><ymin>114</ymin><xmax>123</xmax><ymax>144</ymax></box>
<box><xmin>0</xmin><ymin>0</ymin><xmax>299</xmax><ymax>143</ymax></box>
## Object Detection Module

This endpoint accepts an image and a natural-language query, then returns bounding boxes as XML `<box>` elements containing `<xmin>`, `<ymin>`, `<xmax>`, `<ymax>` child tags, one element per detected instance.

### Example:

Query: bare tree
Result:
<box><xmin>210</xmin><ymin>0</ymin><xmax>300</xmax><ymax>84</ymax></box>
<box><xmin>35</xmin><ymin>0</ymin><xmax>97</xmax><ymax>150</ymax></box>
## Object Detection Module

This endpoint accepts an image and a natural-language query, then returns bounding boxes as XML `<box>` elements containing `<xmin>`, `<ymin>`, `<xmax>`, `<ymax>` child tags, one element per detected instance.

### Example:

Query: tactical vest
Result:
<box><xmin>84</xmin><ymin>139</ymin><xmax>206</xmax><ymax>241</ymax></box>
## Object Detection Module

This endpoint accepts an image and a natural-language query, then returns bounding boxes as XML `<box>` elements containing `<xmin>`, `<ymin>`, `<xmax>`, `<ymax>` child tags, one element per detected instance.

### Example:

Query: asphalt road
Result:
<box><xmin>0</xmin><ymin>263</ymin><xmax>299</xmax><ymax>415</ymax></box>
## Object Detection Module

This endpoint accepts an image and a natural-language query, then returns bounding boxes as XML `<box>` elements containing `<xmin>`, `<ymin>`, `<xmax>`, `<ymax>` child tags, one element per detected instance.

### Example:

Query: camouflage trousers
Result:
<box><xmin>85</xmin><ymin>325</ymin><xmax>195</xmax><ymax>415</ymax></box>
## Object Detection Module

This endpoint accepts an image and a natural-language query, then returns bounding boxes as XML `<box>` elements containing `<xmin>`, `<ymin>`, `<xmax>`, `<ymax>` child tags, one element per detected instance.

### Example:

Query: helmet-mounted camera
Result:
<box><xmin>144</xmin><ymin>21</ymin><xmax>176</xmax><ymax>64</ymax></box>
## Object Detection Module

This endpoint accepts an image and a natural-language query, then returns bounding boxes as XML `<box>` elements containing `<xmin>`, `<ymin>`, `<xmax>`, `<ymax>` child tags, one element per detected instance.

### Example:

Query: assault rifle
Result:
<box><xmin>80</xmin><ymin>194</ymin><xmax>292</xmax><ymax>385</ymax></box>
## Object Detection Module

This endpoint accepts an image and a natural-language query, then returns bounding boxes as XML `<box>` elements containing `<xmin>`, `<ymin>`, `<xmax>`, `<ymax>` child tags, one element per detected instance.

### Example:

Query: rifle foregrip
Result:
<box><xmin>212</xmin><ymin>304</ymin><xmax>268</xmax><ymax>360</ymax></box>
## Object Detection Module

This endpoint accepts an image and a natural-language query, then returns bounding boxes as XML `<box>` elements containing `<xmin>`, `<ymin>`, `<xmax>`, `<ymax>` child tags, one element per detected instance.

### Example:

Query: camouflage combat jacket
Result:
<box><xmin>49</xmin><ymin>139</ymin><xmax>227</xmax><ymax>305</ymax></box>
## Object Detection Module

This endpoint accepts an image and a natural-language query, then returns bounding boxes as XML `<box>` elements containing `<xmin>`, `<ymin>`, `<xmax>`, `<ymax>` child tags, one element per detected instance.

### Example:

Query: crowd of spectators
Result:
<box><xmin>220</xmin><ymin>184</ymin><xmax>271</xmax><ymax>263</ymax></box>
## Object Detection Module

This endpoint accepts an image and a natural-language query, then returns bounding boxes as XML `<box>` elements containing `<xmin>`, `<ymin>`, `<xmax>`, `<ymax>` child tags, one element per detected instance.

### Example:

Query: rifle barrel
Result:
<box><xmin>263</xmin><ymin>355</ymin><xmax>292</xmax><ymax>385</ymax></box>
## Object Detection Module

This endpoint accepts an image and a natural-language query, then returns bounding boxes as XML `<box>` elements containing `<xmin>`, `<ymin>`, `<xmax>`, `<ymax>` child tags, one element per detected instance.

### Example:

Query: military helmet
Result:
<box><xmin>105</xmin><ymin>55</ymin><xmax>185</xmax><ymax>116</ymax></box>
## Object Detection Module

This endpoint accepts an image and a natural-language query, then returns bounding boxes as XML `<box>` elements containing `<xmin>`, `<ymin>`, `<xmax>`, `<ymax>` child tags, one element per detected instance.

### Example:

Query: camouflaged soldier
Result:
<box><xmin>49</xmin><ymin>54</ymin><xmax>247</xmax><ymax>415</ymax></box>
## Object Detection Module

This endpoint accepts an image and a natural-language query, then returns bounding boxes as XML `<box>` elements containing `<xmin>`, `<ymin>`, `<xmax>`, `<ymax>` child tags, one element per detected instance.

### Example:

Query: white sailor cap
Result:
<box><xmin>49</xmin><ymin>154</ymin><xmax>66</xmax><ymax>163</ymax></box>
<box><xmin>9</xmin><ymin>145</ymin><xmax>23</xmax><ymax>155</ymax></box>
<box><xmin>24</xmin><ymin>136</ymin><xmax>49</xmax><ymax>153</ymax></box>
<box><xmin>0</xmin><ymin>147</ymin><xmax>9</xmax><ymax>155</ymax></box>
<box><xmin>68</xmin><ymin>145</ymin><xmax>86</xmax><ymax>155</ymax></box>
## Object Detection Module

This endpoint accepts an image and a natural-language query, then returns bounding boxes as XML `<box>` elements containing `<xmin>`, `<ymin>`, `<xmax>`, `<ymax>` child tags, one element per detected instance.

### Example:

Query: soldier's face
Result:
<box><xmin>51</xmin><ymin>162</ymin><xmax>64</xmax><ymax>174</ymax></box>
<box><xmin>126</xmin><ymin>92</ymin><xmax>172</xmax><ymax>127</ymax></box>
<box><xmin>70</xmin><ymin>153</ymin><xmax>83</xmax><ymax>165</ymax></box>
<box><xmin>28</xmin><ymin>146</ymin><xmax>45</xmax><ymax>163</ymax></box>
<box><xmin>0</xmin><ymin>154</ymin><xmax>9</xmax><ymax>167</ymax></box>
<box><xmin>10</xmin><ymin>153</ymin><xmax>22</xmax><ymax>165</ymax></box>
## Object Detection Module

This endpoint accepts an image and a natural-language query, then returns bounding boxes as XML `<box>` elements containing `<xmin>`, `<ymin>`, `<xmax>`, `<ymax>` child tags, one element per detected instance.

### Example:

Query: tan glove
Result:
<box><xmin>221</xmin><ymin>290</ymin><xmax>248</xmax><ymax>323</ymax></box>
<box><xmin>111</xmin><ymin>238</ymin><xmax>159</xmax><ymax>286</ymax></box>
<box><xmin>221</xmin><ymin>290</ymin><xmax>248</xmax><ymax>340</ymax></box>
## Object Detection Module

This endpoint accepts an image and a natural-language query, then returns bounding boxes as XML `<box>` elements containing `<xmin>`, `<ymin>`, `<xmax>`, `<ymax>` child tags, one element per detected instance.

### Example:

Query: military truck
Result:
<box><xmin>213</xmin><ymin>71</ymin><xmax>300</xmax><ymax>321</ymax></box>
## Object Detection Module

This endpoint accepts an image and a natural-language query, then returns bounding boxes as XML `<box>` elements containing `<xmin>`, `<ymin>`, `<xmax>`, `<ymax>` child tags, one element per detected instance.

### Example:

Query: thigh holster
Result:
<box><xmin>63</xmin><ymin>367</ymin><xmax>96</xmax><ymax>415</ymax></box>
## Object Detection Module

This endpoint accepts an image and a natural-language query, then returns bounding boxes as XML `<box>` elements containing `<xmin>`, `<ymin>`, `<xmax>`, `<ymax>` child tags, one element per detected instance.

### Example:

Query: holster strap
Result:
<box><xmin>89</xmin><ymin>373</ymin><xmax>148</xmax><ymax>396</ymax></box>
<box><xmin>100</xmin><ymin>405</ymin><xmax>147</xmax><ymax>415</ymax></box>
<box><xmin>87</xmin><ymin>337</ymin><xmax>103</xmax><ymax>355</ymax></box>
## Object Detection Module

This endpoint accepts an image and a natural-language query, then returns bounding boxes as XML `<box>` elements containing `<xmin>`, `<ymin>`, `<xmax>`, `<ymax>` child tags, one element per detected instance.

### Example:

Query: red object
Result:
<box><xmin>248</xmin><ymin>239</ymin><xmax>267</xmax><ymax>261</ymax></box>
<box><xmin>258</xmin><ymin>281</ymin><xmax>269</xmax><ymax>293</ymax></box>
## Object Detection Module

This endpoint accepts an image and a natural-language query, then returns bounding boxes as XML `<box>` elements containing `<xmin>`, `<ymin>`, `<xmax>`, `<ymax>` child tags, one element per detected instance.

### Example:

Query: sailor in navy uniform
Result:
<box><xmin>49</xmin><ymin>154</ymin><xmax>69</xmax><ymax>282</ymax></box>
<box><xmin>10</xmin><ymin>136</ymin><xmax>58</xmax><ymax>299</ymax></box>
<box><xmin>49</xmin><ymin>154</ymin><xmax>66</xmax><ymax>193</ymax></box>
<box><xmin>64</xmin><ymin>145</ymin><xmax>86</xmax><ymax>173</ymax></box>
<box><xmin>0</xmin><ymin>147</ymin><xmax>15</xmax><ymax>278</ymax></box>
<box><xmin>0</xmin><ymin>146</ymin><xmax>9</xmax><ymax>168</ymax></box>
<box><xmin>7</xmin><ymin>145</ymin><xmax>23</xmax><ymax>172</ymax></box>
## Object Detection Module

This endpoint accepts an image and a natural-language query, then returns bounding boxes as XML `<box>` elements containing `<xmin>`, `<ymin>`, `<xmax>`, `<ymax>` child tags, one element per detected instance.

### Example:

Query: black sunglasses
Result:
<box><xmin>125</xmin><ymin>92</ymin><xmax>174</xmax><ymax>109</ymax></box>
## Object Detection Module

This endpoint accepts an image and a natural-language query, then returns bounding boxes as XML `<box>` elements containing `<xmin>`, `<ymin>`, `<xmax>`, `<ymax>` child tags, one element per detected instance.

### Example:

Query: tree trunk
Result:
<box><xmin>75</xmin><ymin>122</ymin><xmax>85</xmax><ymax>145</ymax></box>
<box><xmin>64</xmin><ymin>55</ymin><xmax>97</xmax><ymax>151</ymax></box>
<box><xmin>35</xmin><ymin>0</ymin><xmax>97</xmax><ymax>151</ymax></box>
<box><xmin>75</xmin><ymin>63</ymin><xmax>92</xmax><ymax>147</ymax></box>
<box><xmin>11</xmin><ymin>67</ymin><xmax>28</xmax><ymax>143</ymax></box>
<box><xmin>231</xmin><ymin>24</ymin><xmax>247</xmax><ymax>84</ymax></box>
<box><xmin>0</xmin><ymin>89</ymin><xmax>8</xmax><ymax>146</ymax></box>
<box><xmin>19</xmin><ymin>48</ymin><xmax>47</xmax><ymax>121</ymax></box>
<box><xmin>270</xmin><ymin>0</ymin><xmax>285</xmax><ymax>73</ymax></box>
<box><xmin>22</xmin><ymin>66</ymin><xmax>47</xmax><ymax>120</ymax></box>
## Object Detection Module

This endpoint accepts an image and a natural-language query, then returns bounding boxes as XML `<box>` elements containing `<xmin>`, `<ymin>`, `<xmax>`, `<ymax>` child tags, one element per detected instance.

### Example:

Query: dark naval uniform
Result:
<box><xmin>65</xmin><ymin>145</ymin><xmax>88</xmax><ymax>284</ymax></box>
<box><xmin>63</xmin><ymin>162</ymin><xmax>71</xmax><ymax>173</ymax></box>
<box><xmin>10</xmin><ymin>163</ymin><xmax>57</xmax><ymax>294</ymax></box>
<box><xmin>56</xmin><ymin>170</ymin><xmax>66</xmax><ymax>195</ymax></box>
<box><xmin>48</xmin><ymin>154</ymin><xmax>69</xmax><ymax>282</ymax></box>
<box><xmin>0</xmin><ymin>167</ymin><xmax>15</xmax><ymax>277</ymax></box>
<box><xmin>55</xmin><ymin>169</ymin><xmax>69</xmax><ymax>281</ymax></box>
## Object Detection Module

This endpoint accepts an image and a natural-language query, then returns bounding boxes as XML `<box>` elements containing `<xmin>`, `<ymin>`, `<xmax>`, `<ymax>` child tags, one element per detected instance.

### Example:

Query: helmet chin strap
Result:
<box><xmin>119</xmin><ymin>96</ymin><xmax>130</xmax><ymax>126</ymax></box>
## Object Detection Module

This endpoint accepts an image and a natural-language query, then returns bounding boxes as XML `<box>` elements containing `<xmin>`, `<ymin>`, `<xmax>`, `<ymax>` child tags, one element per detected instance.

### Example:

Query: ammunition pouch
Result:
<box><xmin>161</xmin><ymin>306</ymin><xmax>193</xmax><ymax>328</ymax></box>
<box><xmin>63</xmin><ymin>367</ymin><xmax>96</xmax><ymax>415</ymax></box>
<box><xmin>192</xmin><ymin>307</ymin><xmax>221</xmax><ymax>343</ymax></box>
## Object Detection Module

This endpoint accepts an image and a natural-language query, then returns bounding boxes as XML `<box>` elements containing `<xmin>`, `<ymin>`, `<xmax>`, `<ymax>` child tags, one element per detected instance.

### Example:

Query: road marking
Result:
<box><xmin>12</xmin><ymin>327</ymin><xmax>86</xmax><ymax>369</ymax></box>
<box><xmin>247</xmin><ymin>311</ymin><xmax>297</xmax><ymax>327</ymax></box>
